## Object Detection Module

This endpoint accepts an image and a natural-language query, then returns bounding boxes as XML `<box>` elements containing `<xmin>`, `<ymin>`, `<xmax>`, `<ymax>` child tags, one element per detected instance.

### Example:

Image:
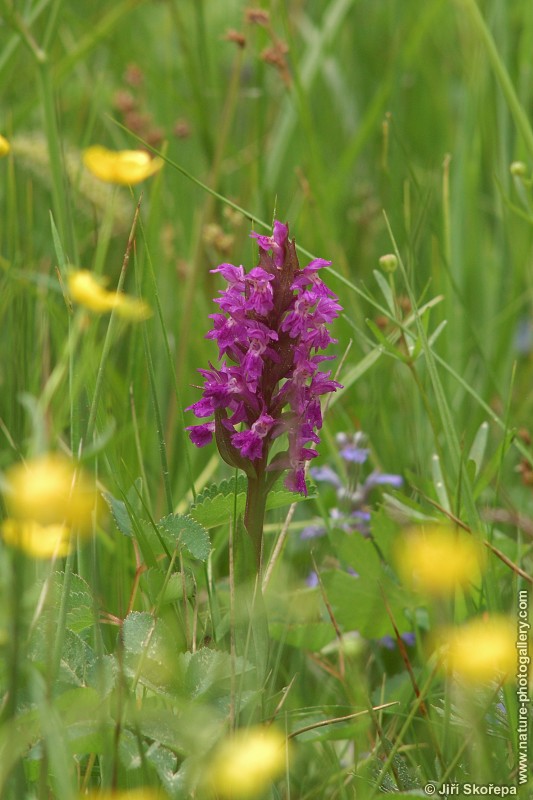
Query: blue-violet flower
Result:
<box><xmin>301</xmin><ymin>432</ymin><xmax>403</xmax><ymax>540</ymax></box>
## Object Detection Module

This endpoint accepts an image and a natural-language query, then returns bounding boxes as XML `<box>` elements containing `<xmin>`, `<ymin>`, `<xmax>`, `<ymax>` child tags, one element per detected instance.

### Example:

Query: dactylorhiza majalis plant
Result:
<box><xmin>186</xmin><ymin>221</ymin><xmax>342</xmax><ymax>568</ymax></box>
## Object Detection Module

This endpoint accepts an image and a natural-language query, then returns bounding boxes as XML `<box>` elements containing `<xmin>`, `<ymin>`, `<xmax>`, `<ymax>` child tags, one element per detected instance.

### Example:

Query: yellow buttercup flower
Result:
<box><xmin>0</xmin><ymin>135</ymin><xmax>10</xmax><ymax>157</ymax></box>
<box><xmin>68</xmin><ymin>270</ymin><xmax>152</xmax><ymax>321</ymax></box>
<box><xmin>1</xmin><ymin>520</ymin><xmax>72</xmax><ymax>559</ymax></box>
<box><xmin>395</xmin><ymin>524</ymin><xmax>485</xmax><ymax>596</ymax></box>
<box><xmin>83</xmin><ymin>145</ymin><xmax>163</xmax><ymax>185</ymax></box>
<box><xmin>3</xmin><ymin>454</ymin><xmax>96</xmax><ymax>530</ymax></box>
<box><xmin>208</xmin><ymin>726</ymin><xmax>286</xmax><ymax>798</ymax></box>
<box><xmin>438</xmin><ymin>616</ymin><xmax>516</xmax><ymax>684</ymax></box>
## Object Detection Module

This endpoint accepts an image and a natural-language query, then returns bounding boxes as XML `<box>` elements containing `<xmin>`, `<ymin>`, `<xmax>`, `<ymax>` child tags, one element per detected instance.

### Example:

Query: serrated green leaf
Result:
<box><xmin>59</xmin><ymin>630</ymin><xmax>96</xmax><ymax>687</ymax></box>
<box><xmin>122</xmin><ymin>611</ymin><xmax>184</xmax><ymax>695</ymax></box>
<box><xmin>157</xmin><ymin>513</ymin><xmax>211</xmax><ymax>561</ymax></box>
<box><xmin>133</xmin><ymin>705</ymin><xmax>189</xmax><ymax>754</ymax></box>
<box><xmin>101</xmin><ymin>479</ymin><xmax>143</xmax><ymax>538</ymax></box>
<box><xmin>86</xmin><ymin>655</ymin><xmax>116</xmax><ymax>698</ymax></box>
<box><xmin>141</xmin><ymin>568</ymin><xmax>195</xmax><ymax>605</ymax></box>
<box><xmin>122</xmin><ymin>611</ymin><xmax>170</xmax><ymax>658</ymax></box>
<box><xmin>48</xmin><ymin>572</ymin><xmax>95</xmax><ymax>634</ymax></box>
<box><xmin>101</xmin><ymin>490</ymin><xmax>132</xmax><ymax>536</ymax></box>
<box><xmin>194</xmin><ymin>475</ymin><xmax>248</xmax><ymax>505</ymax></box>
<box><xmin>29</xmin><ymin>623</ymin><xmax>96</xmax><ymax>687</ymax></box>
<box><xmin>190</xmin><ymin>476</ymin><xmax>315</xmax><ymax>529</ymax></box>
<box><xmin>131</xmin><ymin>700</ymin><xmax>224</xmax><ymax>759</ymax></box>
<box><xmin>178</xmin><ymin>647</ymin><xmax>253</xmax><ymax>701</ymax></box>
<box><xmin>267</xmin><ymin>480</ymin><xmax>317</xmax><ymax>510</ymax></box>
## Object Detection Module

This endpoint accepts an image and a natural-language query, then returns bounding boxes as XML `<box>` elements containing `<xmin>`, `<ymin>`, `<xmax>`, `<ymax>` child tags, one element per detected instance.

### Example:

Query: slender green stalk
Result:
<box><xmin>36</xmin><ymin>61</ymin><xmax>75</xmax><ymax>260</ymax></box>
<box><xmin>141</xmin><ymin>310</ymin><xmax>174</xmax><ymax>516</ymax></box>
<box><xmin>243</xmin><ymin>473</ymin><xmax>268</xmax><ymax>571</ymax></box>
<box><xmin>174</xmin><ymin>44</ymin><xmax>245</xmax><ymax>390</ymax></box>
<box><xmin>0</xmin><ymin>552</ymin><xmax>26</xmax><ymax>798</ymax></box>
<box><xmin>383</xmin><ymin>213</ymin><xmax>480</xmax><ymax>529</ymax></box>
<box><xmin>85</xmin><ymin>198</ymin><xmax>141</xmax><ymax>443</ymax></box>
<box><xmin>137</xmin><ymin>214</ymin><xmax>197</xmax><ymax>501</ymax></box>
<box><xmin>0</xmin><ymin>3</ymin><xmax>73</xmax><ymax>256</ymax></box>
<box><xmin>459</xmin><ymin>0</ymin><xmax>533</xmax><ymax>160</ymax></box>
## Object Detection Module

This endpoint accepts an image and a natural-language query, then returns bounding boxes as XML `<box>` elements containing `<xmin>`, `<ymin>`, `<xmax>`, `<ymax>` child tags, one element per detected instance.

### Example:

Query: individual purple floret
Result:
<box><xmin>186</xmin><ymin>220</ymin><xmax>342</xmax><ymax>565</ymax></box>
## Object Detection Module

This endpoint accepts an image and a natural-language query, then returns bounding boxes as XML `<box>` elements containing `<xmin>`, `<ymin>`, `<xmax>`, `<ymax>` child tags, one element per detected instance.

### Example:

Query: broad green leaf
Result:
<box><xmin>122</xmin><ymin>611</ymin><xmax>185</xmax><ymax>695</ymax></box>
<box><xmin>51</xmin><ymin>572</ymin><xmax>94</xmax><ymax>634</ymax></box>
<box><xmin>320</xmin><ymin>569</ymin><xmax>412</xmax><ymax>639</ymax></box>
<box><xmin>132</xmin><ymin>705</ymin><xmax>191</xmax><ymax>754</ymax></box>
<box><xmin>29</xmin><ymin>620</ymin><xmax>96</xmax><ymax>688</ymax></box>
<box><xmin>130</xmin><ymin>699</ymin><xmax>224</xmax><ymax>759</ymax></box>
<box><xmin>141</xmin><ymin>568</ymin><xmax>195</xmax><ymax>605</ymax></box>
<box><xmin>329</xmin><ymin>530</ymin><xmax>382</xmax><ymax>582</ymax></box>
<box><xmin>58</xmin><ymin>630</ymin><xmax>96</xmax><ymax>687</ymax></box>
<box><xmin>0</xmin><ymin>687</ymin><xmax>106</xmax><ymax>791</ymax></box>
<box><xmin>190</xmin><ymin>475</ymin><xmax>316</xmax><ymax>530</ymax></box>
<box><xmin>86</xmin><ymin>655</ymin><xmax>116</xmax><ymax>698</ymax></box>
<box><xmin>188</xmin><ymin>475</ymin><xmax>251</xmax><ymax>530</ymax></box>
<box><xmin>157</xmin><ymin>513</ymin><xmax>211</xmax><ymax>561</ymax></box>
<box><xmin>178</xmin><ymin>647</ymin><xmax>253</xmax><ymax>701</ymax></box>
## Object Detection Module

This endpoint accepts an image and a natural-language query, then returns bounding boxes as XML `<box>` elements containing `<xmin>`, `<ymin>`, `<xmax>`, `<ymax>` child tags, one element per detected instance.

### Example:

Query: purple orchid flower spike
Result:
<box><xmin>186</xmin><ymin>220</ymin><xmax>342</xmax><ymax>568</ymax></box>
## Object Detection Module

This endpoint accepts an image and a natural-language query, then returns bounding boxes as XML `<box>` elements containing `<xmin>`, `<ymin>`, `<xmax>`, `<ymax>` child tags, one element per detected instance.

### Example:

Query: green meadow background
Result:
<box><xmin>0</xmin><ymin>0</ymin><xmax>532</xmax><ymax>797</ymax></box>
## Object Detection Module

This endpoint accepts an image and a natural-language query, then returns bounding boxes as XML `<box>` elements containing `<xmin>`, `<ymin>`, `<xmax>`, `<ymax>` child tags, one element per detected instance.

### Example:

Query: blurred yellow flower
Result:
<box><xmin>0</xmin><ymin>135</ymin><xmax>10</xmax><ymax>157</ymax></box>
<box><xmin>83</xmin><ymin>145</ymin><xmax>163</xmax><ymax>185</ymax></box>
<box><xmin>1</xmin><ymin>520</ymin><xmax>72</xmax><ymax>559</ymax></box>
<box><xmin>68</xmin><ymin>270</ymin><xmax>152</xmax><ymax>321</ymax></box>
<box><xmin>208</xmin><ymin>726</ymin><xmax>286</xmax><ymax>798</ymax></box>
<box><xmin>439</xmin><ymin>616</ymin><xmax>516</xmax><ymax>684</ymax></box>
<box><xmin>3</xmin><ymin>454</ymin><xmax>96</xmax><ymax>530</ymax></box>
<box><xmin>395</xmin><ymin>524</ymin><xmax>485</xmax><ymax>596</ymax></box>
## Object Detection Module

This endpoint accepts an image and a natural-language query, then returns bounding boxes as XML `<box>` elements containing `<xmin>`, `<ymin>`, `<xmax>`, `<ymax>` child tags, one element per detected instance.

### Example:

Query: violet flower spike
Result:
<box><xmin>186</xmin><ymin>220</ymin><xmax>342</xmax><ymax>568</ymax></box>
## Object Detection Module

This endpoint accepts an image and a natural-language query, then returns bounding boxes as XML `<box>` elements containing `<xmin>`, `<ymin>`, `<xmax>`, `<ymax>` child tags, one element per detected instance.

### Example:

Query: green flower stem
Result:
<box><xmin>244</xmin><ymin>473</ymin><xmax>268</xmax><ymax>573</ymax></box>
